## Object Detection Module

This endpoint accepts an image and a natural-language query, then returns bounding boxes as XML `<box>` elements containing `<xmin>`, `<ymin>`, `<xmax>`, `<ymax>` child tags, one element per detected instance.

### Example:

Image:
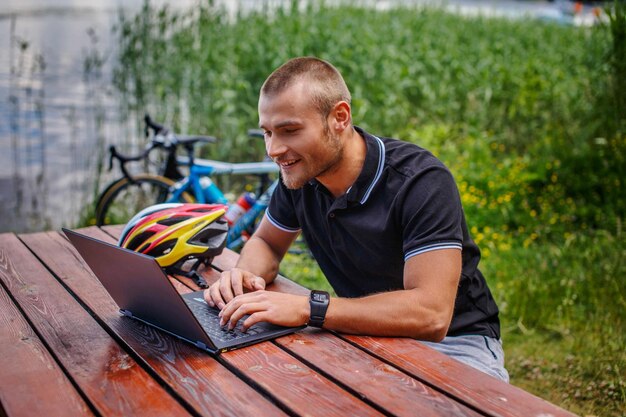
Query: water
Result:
<box><xmin>0</xmin><ymin>0</ymin><xmax>593</xmax><ymax>233</ymax></box>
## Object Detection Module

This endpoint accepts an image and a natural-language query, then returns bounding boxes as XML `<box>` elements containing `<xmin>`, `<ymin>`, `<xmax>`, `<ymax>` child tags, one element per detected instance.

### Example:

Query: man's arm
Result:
<box><xmin>235</xmin><ymin>215</ymin><xmax>297</xmax><ymax>282</ymax></box>
<box><xmin>204</xmin><ymin>215</ymin><xmax>298</xmax><ymax>309</ymax></box>
<box><xmin>323</xmin><ymin>248</ymin><xmax>461</xmax><ymax>341</ymax></box>
<box><xmin>219</xmin><ymin>248</ymin><xmax>461</xmax><ymax>342</ymax></box>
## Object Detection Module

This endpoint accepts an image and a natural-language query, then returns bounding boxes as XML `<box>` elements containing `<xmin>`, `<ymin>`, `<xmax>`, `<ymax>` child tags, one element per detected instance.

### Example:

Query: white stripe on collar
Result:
<box><xmin>359</xmin><ymin>136</ymin><xmax>385</xmax><ymax>205</ymax></box>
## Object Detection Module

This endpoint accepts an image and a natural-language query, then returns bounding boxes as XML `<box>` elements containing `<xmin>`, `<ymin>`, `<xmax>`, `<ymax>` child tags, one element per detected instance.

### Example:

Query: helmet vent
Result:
<box><xmin>147</xmin><ymin>240</ymin><xmax>177</xmax><ymax>258</ymax></box>
<box><xmin>190</xmin><ymin>207</ymin><xmax>213</xmax><ymax>213</ymax></box>
<box><xmin>190</xmin><ymin>222</ymin><xmax>228</xmax><ymax>246</ymax></box>
<box><xmin>157</xmin><ymin>216</ymin><xmax>191</xmax><ymax>226</ymax></box>
<box><xmin>126</xmin><ymin>231</ymin><xmax>155</xmax><ymax>251</ymax></box>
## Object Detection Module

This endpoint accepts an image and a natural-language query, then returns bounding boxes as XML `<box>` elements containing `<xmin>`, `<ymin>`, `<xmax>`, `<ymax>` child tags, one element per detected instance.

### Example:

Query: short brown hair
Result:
<box><xmin>260</xmin><ymin>57</ymin><xmax>351</xmax><ymax>118</ymax></box>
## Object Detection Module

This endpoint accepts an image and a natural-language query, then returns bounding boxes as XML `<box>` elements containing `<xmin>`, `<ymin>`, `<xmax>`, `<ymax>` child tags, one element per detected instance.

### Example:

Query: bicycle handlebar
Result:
<box><xmin>110</xmin><ymin>115</ymin><xmax>206</xmax><ymax>166</ymax></box>
<box><xmin>108</xmin><ymin>114</ymin><xmax>261</xmax><ymax>180</ymax></box>
<box><xmin>144</xmin><ymin>114</ymin><xmax>168</xmax><ymax>137</ymax></box>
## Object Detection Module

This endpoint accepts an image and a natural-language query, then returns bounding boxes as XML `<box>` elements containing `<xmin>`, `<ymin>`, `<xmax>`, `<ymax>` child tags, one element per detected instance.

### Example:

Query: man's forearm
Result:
<box><xmin>324</xmin><ymin>289</ymin><xmax>453</xmax><ymax>342</ymax></box>
<box><xmin>235</xmin><ymin>235</ymin><xmax>282</xmax><ymax>285</ymax></box>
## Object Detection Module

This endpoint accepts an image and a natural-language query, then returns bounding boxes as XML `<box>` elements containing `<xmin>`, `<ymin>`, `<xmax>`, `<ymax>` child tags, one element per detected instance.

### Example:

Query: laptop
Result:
<box><xmin>63</xmin><ymin>228</ymin><xmax>304</xmax><ymax>355</ymax></box>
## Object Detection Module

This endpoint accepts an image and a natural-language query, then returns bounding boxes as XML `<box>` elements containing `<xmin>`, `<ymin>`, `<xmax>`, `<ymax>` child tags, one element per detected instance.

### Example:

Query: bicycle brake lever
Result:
<box><xmin>108</xmin><ymin>145</ymin><xmax>116</xmax><ymax>171</ymax></box>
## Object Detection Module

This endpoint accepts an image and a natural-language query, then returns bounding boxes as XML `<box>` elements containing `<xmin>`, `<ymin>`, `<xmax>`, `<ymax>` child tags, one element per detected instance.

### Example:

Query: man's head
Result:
<box><xmin>260</xmin><ymin>57</ymin><xmax>351</xmax><ymax>123</ymax></box>
<box><xmin>259</xmin><ymin>57</ymin><xmax>355</xmax><ymax>191</ymax></box>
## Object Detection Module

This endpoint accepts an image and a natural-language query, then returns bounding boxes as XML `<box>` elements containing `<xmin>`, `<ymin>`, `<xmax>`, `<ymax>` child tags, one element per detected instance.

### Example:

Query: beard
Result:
<box><xmin>280</xmin><ymin>126</ymin><xmax>343</xmax><ymax>190</ymax></box>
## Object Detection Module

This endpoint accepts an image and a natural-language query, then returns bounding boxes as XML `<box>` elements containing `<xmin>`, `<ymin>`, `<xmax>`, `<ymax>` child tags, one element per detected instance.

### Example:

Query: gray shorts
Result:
<box><xmin>420</xmin><ymin>335</ymin><xmax>510</xmax><ymax>382</ymax></box>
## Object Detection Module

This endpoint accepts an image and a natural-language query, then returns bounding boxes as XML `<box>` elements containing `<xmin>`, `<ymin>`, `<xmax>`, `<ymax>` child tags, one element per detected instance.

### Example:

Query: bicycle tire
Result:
<box><xmin>95</xmin><ymin>174</ymin><xmax>194</xmax><ymax>226</ymax></box>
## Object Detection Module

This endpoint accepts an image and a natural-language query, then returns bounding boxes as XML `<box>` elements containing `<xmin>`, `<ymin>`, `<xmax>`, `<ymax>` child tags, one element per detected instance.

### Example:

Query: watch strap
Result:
<box><xmin>308</xmin><ymin>290</ymin><xmax>330</xmax><ymax>327</ymax></box>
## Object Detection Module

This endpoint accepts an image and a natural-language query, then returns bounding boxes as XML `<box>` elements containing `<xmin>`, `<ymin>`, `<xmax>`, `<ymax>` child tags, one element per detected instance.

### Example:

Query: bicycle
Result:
<box><xmin>95</xmin><ymin>115</ymin><xmax>280</xmax><ymax>251</ymax></box>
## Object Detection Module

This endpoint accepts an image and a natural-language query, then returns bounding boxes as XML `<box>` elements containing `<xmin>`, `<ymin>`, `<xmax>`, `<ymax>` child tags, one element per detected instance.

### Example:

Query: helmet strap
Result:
<box><xmin>165</xmin><ymin>258</ymin><xmax>212</xmax><ymax>289</ymax></box>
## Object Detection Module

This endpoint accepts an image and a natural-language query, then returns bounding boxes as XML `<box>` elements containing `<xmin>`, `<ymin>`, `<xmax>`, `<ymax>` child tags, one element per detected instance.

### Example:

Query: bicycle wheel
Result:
<box><xmin>96</xmin><ymin>174</ymin><xmax>194</xmax><ymax>226</ymax></box>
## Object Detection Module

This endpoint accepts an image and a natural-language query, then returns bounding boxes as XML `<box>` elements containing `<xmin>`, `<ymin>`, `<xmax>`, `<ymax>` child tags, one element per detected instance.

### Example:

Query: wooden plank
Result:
<box><xmin>0</xmin><ymin>282</ymin><xmax>94</xmax><ymax>417</ymax></box>
<box><xmin>223</xmin><ymin>342</ymin><xmax>384</xmax><ymax>417</ymax></box>
<box><xmin>0</xmin><ymin>233</ymin><xmax>190</xmax><ymax>417</ymax></box>
<box><xmin>276</xmin><ymin>328</ymin><xmax>482</xmax><ymax>417</ymax></box>
<box><xmin>343</xmin><ymin>335</ymin><xmax>577</xmax><ymax>417</ymax></box>
<box><xmin>100</xmin><ymin>224</ymin><xmax>125</xmax><ymax>240</ymax></box>
<box><xmin>21</xmin><ymin>229</ymin><xmax>287</xmax><ymax>417</ymax></box>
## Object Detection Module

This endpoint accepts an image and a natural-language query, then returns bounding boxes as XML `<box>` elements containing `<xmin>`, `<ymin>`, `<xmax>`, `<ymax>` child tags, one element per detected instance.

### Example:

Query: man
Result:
<box><xmin>204</xmin><ymin>57</ymin><xmax>508</xmax><ymax>381</ymax></box>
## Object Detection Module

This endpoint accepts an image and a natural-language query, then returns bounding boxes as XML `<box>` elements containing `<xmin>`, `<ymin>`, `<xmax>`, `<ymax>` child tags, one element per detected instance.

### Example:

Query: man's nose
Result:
<box><xmin>266</xmin><ymin>136</ymin><xmax>288</xmax><ymax>159</ymax></box>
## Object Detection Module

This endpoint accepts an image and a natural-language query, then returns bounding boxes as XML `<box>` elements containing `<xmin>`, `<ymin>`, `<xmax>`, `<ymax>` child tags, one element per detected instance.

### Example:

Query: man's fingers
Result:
<box><xmin>207</xmin><ymin>271</ymin><xmax>234</xmax><ymax>310</ymax></box>
<box><xmin>223</xmin><ymin>302</ymin><xmax>261</xmax><ymax>329</ymax></box>
<box><xmin>218</xmin><ymin>274</ymin><xmax>235</xmax><ymax>305</ymax></box>
<box><xmin>225</xmin><ymin>303</ymin><xmax>269</xmax><ymax>332</ymax></box>
<box><xmin>203</xmin><ymin>287</ymin><xmax>215</xmax><ymax>307</ymax></box>
<box><xmin>219</xmin><ymin>292</ymin><xmax>266</xmax><ymax>326</ymax></box>
<box><xmin>231</xmin><ymin>269</ymin><xmax>245</xmax><ymax>296</ymax></box>
<box><xmin>205</xmin><ymin>269</ymin><xmax>263</xmax><ymax>311</ymax></box>
<box><xmin>245</xmin><ymin>275</ymin><xmax>266</xmax><ymax>291</ymax></box>
<box><xmin>242</xmin><ymin>312</ymin><xmax>268</xmax><ymax>332</ymax></box>
<box><xmin>208</xmin><ymin>282</ymin><xmax>225</xmax><ymax>309</ymax></box>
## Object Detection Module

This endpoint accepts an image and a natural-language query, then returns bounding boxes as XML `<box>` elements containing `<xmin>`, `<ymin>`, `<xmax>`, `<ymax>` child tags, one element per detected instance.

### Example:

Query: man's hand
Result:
<box><xmin>204</xmin><ymin>267</ymin><xmax>267</xmax><ymax>309</ymax></box>
<box><xmin>218</xmin><ymin>291</ymin><xmax>309</xmax><ymax>332</ymax></box>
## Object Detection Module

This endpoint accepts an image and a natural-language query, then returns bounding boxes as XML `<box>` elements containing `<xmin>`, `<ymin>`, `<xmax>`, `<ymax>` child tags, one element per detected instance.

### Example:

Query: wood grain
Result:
<box><xmin>0</xmin><ymin>282</ymin><xmax>94</xmax><ymax>417</ymax></box>
<box><xmin>344</xmin><ymin>335</ymin><xmax>577</xmax><ymax>417</ymax></box>
<box><xmin>21</xmin><ymin>230</ymin><xmax>287</xmax><ymax>417</ymax></box>
<box><xmin>0</xmin><ymin>233</ymin><xmax>190</xmax><ymax>417</ymax></box>
<box><xmin>277</xmin><ymin>328</ymin><xmax>482</xmax><ymax>417</ymax></box>
<box><xmin>223</xmin><ymin>342</ymin><xmax>383</xmax><ymax>417</ymax></box>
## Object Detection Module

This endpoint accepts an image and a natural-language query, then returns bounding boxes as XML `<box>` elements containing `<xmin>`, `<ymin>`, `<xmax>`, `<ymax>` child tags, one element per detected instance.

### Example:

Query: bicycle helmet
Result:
<box><xmin>119</xmin><ymin>203</ymin><xmax>228</xmax><ymax>275</ymax></box>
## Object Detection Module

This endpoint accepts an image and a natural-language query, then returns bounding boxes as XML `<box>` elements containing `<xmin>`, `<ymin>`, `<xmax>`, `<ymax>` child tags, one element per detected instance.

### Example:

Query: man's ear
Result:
<box><xmin>329</xmin><ymin>101</ymin><xmax>352</xmax><ymax>133</ymax></box>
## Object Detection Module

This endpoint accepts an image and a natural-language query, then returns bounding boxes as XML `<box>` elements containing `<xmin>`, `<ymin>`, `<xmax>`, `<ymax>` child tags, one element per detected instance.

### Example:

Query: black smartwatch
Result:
<box><xmin>308</xmin><ymin>290</ymin><xmax>330</xmax><ymax>328</ymax></box>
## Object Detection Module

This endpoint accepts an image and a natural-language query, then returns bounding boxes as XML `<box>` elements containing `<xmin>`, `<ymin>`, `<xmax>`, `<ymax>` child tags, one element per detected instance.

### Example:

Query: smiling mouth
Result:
<box><xmin>277</xmin><ymin>159</ymin><xmax>300</xmax><ymax>168</ymax></box>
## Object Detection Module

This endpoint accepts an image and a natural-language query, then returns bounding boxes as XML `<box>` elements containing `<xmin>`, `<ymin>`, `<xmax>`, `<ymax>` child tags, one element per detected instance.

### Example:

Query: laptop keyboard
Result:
<box><xmin>185</xmin><ymin>297</ymin><xmax>263</xmax><ymax>342</ymax></box>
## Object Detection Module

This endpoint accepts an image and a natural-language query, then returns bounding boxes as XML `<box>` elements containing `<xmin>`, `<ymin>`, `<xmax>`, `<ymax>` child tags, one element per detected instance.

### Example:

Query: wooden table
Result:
<box><xmin>0</xmin><ymin>226</ymin><xmax>577</xmax><ymax>417</ymax></box>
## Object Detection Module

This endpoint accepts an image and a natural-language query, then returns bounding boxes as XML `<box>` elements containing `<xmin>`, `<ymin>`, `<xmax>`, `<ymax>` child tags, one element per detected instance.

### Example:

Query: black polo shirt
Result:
<box><xmin>266</xmin><ymin>127</ymin><xmax>500</xmax><ymax>338</ymax></box>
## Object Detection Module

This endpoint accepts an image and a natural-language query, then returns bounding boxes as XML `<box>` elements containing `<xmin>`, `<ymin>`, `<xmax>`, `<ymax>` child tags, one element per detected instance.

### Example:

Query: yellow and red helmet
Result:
<box><xmin>119</xmin><ymin>203</ymin><xmax>228</xmax><ymax>268</ymax></box>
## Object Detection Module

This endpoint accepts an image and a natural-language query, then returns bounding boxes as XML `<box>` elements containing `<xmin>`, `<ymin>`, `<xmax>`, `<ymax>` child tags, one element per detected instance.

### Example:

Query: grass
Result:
<box><xmin>486</xmin><ymin>232</ymin><xmax>625</xmax><ymax>416</ymax></box>
<box><xmin>109</xmin><ymin>1</ymin><xmax>626</xmax><ymax>415</ymax></box>
<box><xmin>506</xmin><ymin>332</ymin><xmax>625</xmax><ymax>417</ymax></box>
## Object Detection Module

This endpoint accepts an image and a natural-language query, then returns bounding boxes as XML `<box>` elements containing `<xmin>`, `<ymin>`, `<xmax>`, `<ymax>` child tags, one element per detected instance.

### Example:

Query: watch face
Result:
<box><xmin>312</xmin><ymin>292</ymin><xmax>328</xmax><ymax>302</ymax></box>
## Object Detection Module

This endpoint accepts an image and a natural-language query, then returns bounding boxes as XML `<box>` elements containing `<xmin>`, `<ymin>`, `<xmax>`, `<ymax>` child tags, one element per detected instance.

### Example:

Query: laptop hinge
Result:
<box><xmin>120</xmin><ymin>309</ymin><xmax>133</xmax><ymax>317</ymax></box>
<box><xmin>195</xmin><ymin>341</ymin><xmax>208</xmax><ymax>350</ymax></box>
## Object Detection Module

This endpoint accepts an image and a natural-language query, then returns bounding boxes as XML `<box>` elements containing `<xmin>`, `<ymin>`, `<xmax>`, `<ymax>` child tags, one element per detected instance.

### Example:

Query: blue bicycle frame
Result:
<box><xmin>167</xmin><ymin>157</ymin><xmax>280</xmax><ymax>248</ymax></box>
<box><xmin>169</xmin><ymin>158</ymin><xmax>278</xmax><ymax>203</ymax></box>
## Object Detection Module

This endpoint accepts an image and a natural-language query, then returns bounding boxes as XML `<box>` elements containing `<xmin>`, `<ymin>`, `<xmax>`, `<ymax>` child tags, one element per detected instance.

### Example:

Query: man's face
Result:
<box><xmin>259</xmin><ymin>82</ymin><xmax>343</xmax><ymax>189</ymax></box>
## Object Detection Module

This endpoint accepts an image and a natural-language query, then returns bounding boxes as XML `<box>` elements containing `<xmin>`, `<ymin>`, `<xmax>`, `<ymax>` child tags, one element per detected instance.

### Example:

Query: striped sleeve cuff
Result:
<box><xmin>404</xmin><ymin>241</ymin><xmax>462</xmax><ymax>261</ymax></box>
<box><xmin>265</xmin><ymin>210</ymin><xmax>301</xmax><ymax>233</ymax></box>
